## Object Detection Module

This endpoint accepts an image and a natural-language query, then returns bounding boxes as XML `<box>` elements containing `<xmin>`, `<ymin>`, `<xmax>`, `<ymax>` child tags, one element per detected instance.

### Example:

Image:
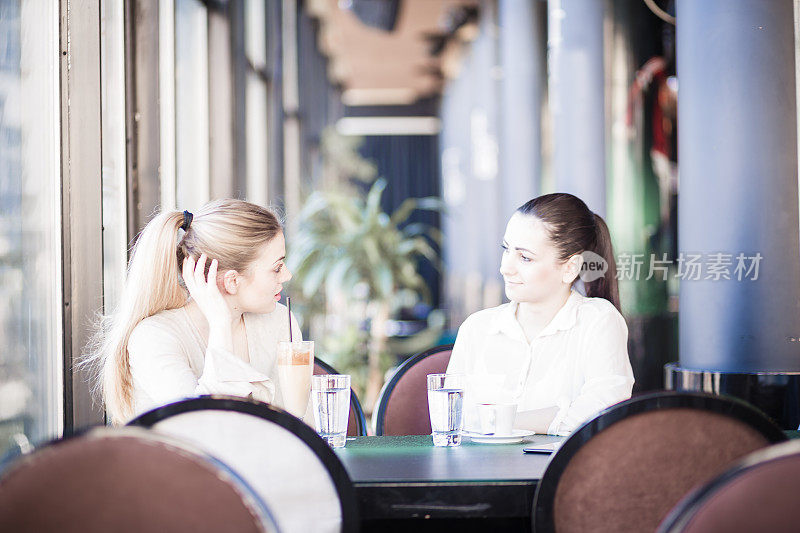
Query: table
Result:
<box><xmin>333</xmin><ymin>434</ymin><xmax>565</xmax><ymax>530</ymax></box>
<box><xmin>335</xmin><ymin>431</ymin><xmax>798</xmax><ymax>531</ymax></box>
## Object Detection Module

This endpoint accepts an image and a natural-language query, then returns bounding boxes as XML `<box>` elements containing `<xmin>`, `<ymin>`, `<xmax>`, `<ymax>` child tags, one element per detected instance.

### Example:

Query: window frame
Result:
<box><xmin>60</xmin><ymin>0</ymin><xmax>106</xmax><ymax>431</ymax></box>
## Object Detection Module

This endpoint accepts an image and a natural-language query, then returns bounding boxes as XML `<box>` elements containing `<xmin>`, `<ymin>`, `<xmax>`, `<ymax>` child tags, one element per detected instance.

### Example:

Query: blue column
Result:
<box><xmin>440</xmin><ymin>3</ymin><xmax>504</xmax><ymax>319</ymax></box>
<box><xmin>547</xmin><ymin>0</ymin><xmax>606</xmax><ymax>214</ymax></box>
<box><xmin>677</xmin><ymin>0</ymin><xmax>800</xmax><ymax>372</ymax></box>
<box><xmin>498</xmin><ymin>0</ymin><xmax>546</xmax><ymax>215</ymax></box>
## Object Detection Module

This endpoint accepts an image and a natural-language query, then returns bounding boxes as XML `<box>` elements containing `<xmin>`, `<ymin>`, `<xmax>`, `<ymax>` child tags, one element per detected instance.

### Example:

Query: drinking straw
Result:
<box><xmin>287</xmin><ymin>296</ymin><xmax>293</xmax><ymax>342</ymax></box>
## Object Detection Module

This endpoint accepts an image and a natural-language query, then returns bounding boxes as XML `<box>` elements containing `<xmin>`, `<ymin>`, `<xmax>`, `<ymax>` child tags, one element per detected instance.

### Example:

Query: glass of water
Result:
<box><xmin>311</xmin><ymin>374</ymin><xmax>351</xmax><ymax>448</ymax></box>
<box><xmin>427</xmin><ymin>373</ymin><xmax>465</xmax><ymax>447</ymax></box>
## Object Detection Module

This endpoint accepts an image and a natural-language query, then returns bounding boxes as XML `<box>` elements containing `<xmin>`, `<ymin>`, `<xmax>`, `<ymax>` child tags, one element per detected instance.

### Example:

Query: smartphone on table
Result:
<box><xmin>522</xmin><ymin>442</ymin><xmax>561</xmax><ymax>454</ymax></box>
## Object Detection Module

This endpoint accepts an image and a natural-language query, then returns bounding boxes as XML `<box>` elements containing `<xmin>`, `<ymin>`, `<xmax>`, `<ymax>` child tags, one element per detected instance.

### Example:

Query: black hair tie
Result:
<box><xmin>180</xmin><ymin>210</ymin><xmax>193</xmax><ymax>231</ymax></box>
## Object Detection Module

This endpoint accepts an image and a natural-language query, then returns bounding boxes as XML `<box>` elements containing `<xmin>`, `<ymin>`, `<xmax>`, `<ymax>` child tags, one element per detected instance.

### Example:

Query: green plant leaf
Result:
<box><xmin>412</xmin><ymin>237</ymin><xmax>439</xmax><ymax>261</ymax></box>
<box><xmin>389</xmin><ymin>196</ymin><xmax>445</xmax><ymax>226</ymax></box>
<box><xmin>374</xmin><ymin>263</ymin><xmax>393</xmax><ymax>300</ymax></box>
<box><xmin>362</xmin><ymin>234</ymin><xmax>383</xmax><ymax>268</ymax></box>
<box><xmin>298</xmin><ymin>192</ymin><xmax>333</xmax><ymax>220</ymax></box>
<box><xmin>325</xmin><ymin>255</ymin><xmax>355</xmax><ymax>303</ymax></box>
<box><xmin>414</xmin><ymin>196</ymin><xmax>446</xmax><ymax>212</ymax></box>
<box><xmin>365</xmin><ymin>178</ymin><xmax>387</xmax><ymax>220</ymax></box>
<box><xmin>402</xmin><ymin>223</ymin><xmax>443</xmax><ymax>246</ymax></box>
<box><xmin>289</xmin><ymin>248</ymin><xmax>320</xmax><ymax>280</ymax></box>
<box><xmin>389</xmin><ymin>198</ymin><xmax>417</xmax><ymax>227</ymax></box>
<box><xmin>300</xmin><ymin>256</ymin><xmax>332</xmax><ymax>299</ymax></box>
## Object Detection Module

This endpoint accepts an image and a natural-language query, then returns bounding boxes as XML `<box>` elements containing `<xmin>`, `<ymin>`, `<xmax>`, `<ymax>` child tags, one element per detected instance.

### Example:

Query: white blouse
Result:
<box><xmin>126</xmin><ymin>302</ymin><xmax>303</xmax><ymax>421</ymax></box>
<box><xmin>446</xmin><ymin>291</ymin><xmax>634</xmax><ymax>435</ymax></box>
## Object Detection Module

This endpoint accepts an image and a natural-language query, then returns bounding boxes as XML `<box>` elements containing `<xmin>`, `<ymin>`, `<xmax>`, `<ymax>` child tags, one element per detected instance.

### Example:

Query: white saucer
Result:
<box><xmin>464</xmin><ymin>429</ymin><xmax>535</xmax><ymax>444</ymax></box>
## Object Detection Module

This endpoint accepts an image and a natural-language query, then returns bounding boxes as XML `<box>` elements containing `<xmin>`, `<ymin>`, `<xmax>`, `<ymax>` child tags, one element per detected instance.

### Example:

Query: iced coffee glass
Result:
<box><xmin>276</xmin><ymin>340</ymin><xmax>314</xmax><ymax>418</ymax></box>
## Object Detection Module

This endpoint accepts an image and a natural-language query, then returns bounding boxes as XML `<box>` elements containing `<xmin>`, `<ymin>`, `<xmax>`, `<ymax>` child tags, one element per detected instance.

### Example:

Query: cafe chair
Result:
<box><xmin>0</xmin><ymin>426</ymin><xmax>279</xmax><ymax>532</ymax></box>
<box><xmin>657</xmin><ymin>439</ymin><xmax>800</xmax><ymax>533</ymax></box>
<box><xmin>314</xmin><ymin>358</ymin><xmax>368</xmax><ymax>436</ymax></box>
<box><xmin>373</xmin><ymin>344</ymin><xmax>453</xmax><ymax>436</ymax></box>
<box><xmin>532</xmin><ymin>391</ymin><xmax>786</xmax><ymax>533</ymax></box>
<box><xmin>129</xmin><ymin>396</ymin><xmax>359</xmax><ymax>533</ymax></box>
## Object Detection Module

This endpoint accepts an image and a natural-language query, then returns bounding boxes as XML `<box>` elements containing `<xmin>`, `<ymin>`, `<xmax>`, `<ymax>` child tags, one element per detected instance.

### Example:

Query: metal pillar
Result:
<box><xmin>498</xmin><ymin>0</ymin><xmax>546</xmax><ymax>214</ymax></box>
<box><xmin>547</xmin><ymin>0</ymin><xmax>606</xmax><ymax>214</ymax></box>
<box><xmin>677</xmin><ymin>0</ymin><xmax>800</xmax><ymax>372</ymax></box>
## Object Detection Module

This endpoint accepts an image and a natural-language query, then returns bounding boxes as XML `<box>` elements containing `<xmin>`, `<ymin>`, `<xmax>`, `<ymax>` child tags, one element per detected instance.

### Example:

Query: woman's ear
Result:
<box><xmin>562</xmin><ymin>254</ymin><xmax>583</xmax><ymax>284</ymax></box>
<box><xmin>221</xmin><ymin>270</ymin><xmax>239</xmax><ymax>295</ymax></box>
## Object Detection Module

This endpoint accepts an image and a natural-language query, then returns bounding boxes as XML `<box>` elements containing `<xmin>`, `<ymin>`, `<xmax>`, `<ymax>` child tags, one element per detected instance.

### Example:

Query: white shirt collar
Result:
<box><xmin>490</xmin><ymin>290</ymin><xmax>584</xmax><ymax>341</ymax></box>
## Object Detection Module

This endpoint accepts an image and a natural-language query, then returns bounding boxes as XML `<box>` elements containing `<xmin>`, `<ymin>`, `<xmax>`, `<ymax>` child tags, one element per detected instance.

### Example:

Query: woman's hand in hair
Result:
<box><xmin>182</xmin><ymin>253</ymin><xmax>233</xmax><ymax>332</ymax></box>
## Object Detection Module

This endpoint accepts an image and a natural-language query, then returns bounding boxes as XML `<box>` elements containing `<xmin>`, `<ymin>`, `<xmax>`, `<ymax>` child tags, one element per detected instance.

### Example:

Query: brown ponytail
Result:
<box><xmin>517</xmin><ymin>193</ymin><xmax>621</xmax><ymax>311</ymax></box>
<box><xmin>587</xmin><ymin>213</ymin><xmax>620</xmax><ymax>310</ymax></box>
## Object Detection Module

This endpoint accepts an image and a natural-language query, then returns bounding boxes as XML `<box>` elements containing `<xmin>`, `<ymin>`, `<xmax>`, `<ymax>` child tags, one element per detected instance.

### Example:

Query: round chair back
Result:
<box><xmin>533</xmin><ymin>391</ymin><xmax>786</xmax><ymax>533</ymax></box>
<box><xmin>373</xmin><ymin>345</ymin><xmax>452</xmax><ymax>435</ymax></box>
<box><xmin>658</xmin><ymin>439</ymin><xmax>800</xmax><ymax>533</ymax></box>
<box><xmin>130</xmin><ymin>396</ymin><xmax>359</xmax><ymax>533</ymax></box>
<box><xmin>0</xmin><ymin>427</ymin><xmax>279</xmax><ymax>532</ymax></box>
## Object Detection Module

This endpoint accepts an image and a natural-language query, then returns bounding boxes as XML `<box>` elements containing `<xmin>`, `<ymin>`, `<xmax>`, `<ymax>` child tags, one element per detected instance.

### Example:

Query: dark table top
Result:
<box><xmin>333</xmin><ymin>431</ymin><xmax>799</xmax><ymax>525</ymax></box>
<box><xmin>333</xmin><ymin>434</ymin><xmax>566</xmax><ymax>522</ymax></box>
<box><xmin>334</xmin><ymin>434</ymin><xmax>565</xmax><ymax>484</ymax></box>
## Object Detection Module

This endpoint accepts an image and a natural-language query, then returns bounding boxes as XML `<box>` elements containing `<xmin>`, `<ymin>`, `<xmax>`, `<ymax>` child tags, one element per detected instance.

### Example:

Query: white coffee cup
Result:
<box><xmin>476</xmin><ymin>403</ymin><xmax>517</xmax><ymax>436</ymax></box>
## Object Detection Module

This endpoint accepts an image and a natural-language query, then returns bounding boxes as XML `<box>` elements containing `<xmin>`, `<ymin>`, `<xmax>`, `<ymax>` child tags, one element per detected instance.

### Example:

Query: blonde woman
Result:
<box><xmin>87</xmin><ymin>199</ymin><xmax>300</xmax><ymax>425</ymax></box>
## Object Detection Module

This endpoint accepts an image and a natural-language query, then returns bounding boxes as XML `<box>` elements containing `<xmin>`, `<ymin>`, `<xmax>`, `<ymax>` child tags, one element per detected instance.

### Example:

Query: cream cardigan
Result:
<box><xmin>126</xmin><ymin>302</ymin><xmax>304</xmax><ymax>421</ymax></box>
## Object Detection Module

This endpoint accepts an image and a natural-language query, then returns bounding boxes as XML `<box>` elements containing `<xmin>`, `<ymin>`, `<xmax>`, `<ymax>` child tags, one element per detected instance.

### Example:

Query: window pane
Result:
<box><xmin>0</xmin><ymin>0</ymin><xmax>62</xmax><ymax>455</ymax></box>
<box><xmin>175</xmin><ymin>0</ymin><xmax>209</xmax><ymax>210</ymax></box>
<box><xmin>244</xmin><ymin>0</ymin><xmax>269</xmax><ymax>206</ymax></box>
<box><xmin>245</xmin><ymin>73</ymin><xmax>269</xmax><ymax>206</ymax></box>
<box><xmin>101</xmin><ymin>0</ymin><xmax>128</xmax><ymax>313</ymax></box>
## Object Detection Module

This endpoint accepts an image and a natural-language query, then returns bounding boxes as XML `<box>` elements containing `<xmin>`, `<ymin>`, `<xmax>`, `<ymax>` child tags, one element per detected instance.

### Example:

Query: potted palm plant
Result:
<box><xmin>287</xmin><ymin>129</ymin><xmax>443</xmax><ymax>410</ymax></box>
<box><xmin>288</xmin><ymin>177</ymin><xmax>442</xmax><ymax>410</ymax></box>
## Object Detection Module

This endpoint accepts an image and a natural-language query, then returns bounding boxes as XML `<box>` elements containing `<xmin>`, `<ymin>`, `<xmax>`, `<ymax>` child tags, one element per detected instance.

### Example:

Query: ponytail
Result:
<box><xmin>85</xmin><ymin>211</ymin><xmax>187</xmax><ymax>425</ymax></box>
<box><xmin>586</xmin><ymin>213</ymin><xmax>620</xmax><ymax>311</ymax></box>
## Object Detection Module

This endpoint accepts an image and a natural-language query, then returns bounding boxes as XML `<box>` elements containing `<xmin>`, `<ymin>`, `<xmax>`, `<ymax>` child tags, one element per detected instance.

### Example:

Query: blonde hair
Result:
<box><xmin>84</xmin><ymin>199</ymin><xmax>282</xmax><ymax>424</ymax></box>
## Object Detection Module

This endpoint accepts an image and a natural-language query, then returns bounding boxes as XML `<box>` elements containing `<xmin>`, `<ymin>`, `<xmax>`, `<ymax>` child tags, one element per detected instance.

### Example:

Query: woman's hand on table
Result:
<box><xmin>514</xmin><ymin>406</ymin><xmax>559</xmax><ymax>434</ymax></box>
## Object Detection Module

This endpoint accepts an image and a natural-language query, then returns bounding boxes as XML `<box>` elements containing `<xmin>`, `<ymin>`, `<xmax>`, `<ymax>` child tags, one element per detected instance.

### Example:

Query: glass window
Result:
<box><xmin>244</xmin><ymin>0</ymin><xmax>269</xmax><ymax>206</ymax></box>
<box><xmin>0</xmin><ymin>0</ymin><xmax>63</xmax><ymax>455</ymax></box>
<box><xmin>175</xmin><ymin>0</ymin><xmax>210</xmax><ymax>211</ymax></box>
<box><xmin>101</xmin><ymin>0</ymin><xmax>128</xmax><ymax>313</ymax></box>
<box><xmin>160</xmin><ymin>0</ymin><xmax>177</xmax><ymax>210</ymax></box>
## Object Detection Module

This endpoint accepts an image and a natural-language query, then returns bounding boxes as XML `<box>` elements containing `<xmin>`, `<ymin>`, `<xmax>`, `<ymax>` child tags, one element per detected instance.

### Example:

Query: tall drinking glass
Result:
<box><xmin>311</xmin><ymin>374</ymin><xmax>351</xmax><ymax>448</ymax></box>
<box><xmin>276</xmin><ymin>340</ymin><xmax>314</xmax><ymax>418</ymax></box>
<box><xmin>427</xmin><ymin>373</ymin><xmax>465</xmax><ymax>447</ymax></box>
